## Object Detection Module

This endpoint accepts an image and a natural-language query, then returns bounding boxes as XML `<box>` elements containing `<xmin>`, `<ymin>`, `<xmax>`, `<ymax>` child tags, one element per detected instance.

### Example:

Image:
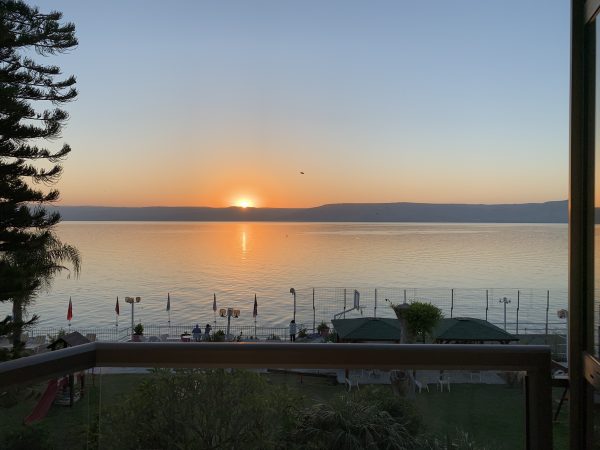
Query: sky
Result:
<box><xmin>34</xmin><ymin>1</ymin><xmax>570</xmax><ymax>208</ymax></box>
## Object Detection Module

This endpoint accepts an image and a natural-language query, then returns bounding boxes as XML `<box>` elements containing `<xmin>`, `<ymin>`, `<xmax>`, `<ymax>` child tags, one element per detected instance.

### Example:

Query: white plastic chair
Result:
<box><xmin>345</xmin><ymin>377</ymin><xmax>360</xmax><ymax>391</ymax></box>
<box><xmin>415</xmin><ymin>379</ymin><xmax>430</xmax><ymax>393</ymax></box>
<box><xmin>438</xmin><ymin>373</ymin><xmax>451</xmax><ymax>392</ymax></box>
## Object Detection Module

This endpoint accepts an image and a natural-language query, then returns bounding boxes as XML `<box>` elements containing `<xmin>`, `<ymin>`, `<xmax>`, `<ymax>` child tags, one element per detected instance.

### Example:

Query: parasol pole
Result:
<box><xmin>213</xmin><ymin>293</ymin><xmax>217</xmax><ymax>329</ymax></box>
<box><xmin>167</xmin><ymin>293</ymin><xmax>171</xmax><ymax>335</ymax></box>
<box><xmin>253</xmin><ymin>293</ymin><xmax>258</xmax><ymax>338</ymax></box>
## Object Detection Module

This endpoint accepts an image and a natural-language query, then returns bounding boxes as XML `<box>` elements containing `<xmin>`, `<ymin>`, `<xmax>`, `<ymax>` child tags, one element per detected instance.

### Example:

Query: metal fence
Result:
<box><xmin>25</xmin><ymin>323</ymin><xmax>304</xmax><ymax>343</ymax></box>
<box><xmin>23</xmin><ymin>286</ymin><xmax>600</xmax><ymax>357</ymax></box>
<box><xmin>289</xmin><ymin>287</ymin><xmax>576</xmax><ymax>333</ymax></box>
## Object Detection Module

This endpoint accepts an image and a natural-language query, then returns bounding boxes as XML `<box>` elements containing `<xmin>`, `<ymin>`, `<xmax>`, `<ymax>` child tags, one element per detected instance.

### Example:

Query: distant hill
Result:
<box><xmin>51</xmin><ymin>200</ymin><xmax>570</xmax><ymax>223</ymax></box>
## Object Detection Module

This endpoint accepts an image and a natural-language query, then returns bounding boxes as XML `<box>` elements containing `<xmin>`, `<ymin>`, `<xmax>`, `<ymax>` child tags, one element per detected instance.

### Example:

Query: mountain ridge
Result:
<box><xmin>50</xmin><ymin>200</ymin><xmax>574</xmax><ymax>223</ymax></box>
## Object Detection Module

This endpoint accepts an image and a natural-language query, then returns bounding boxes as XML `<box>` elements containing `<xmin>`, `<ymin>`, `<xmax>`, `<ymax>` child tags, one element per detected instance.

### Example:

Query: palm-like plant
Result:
<box><xmin>293</xmin><ymin>394</ymin><xmax>419</xmax><ymax>450</ymax></box>
<box><xmin>0</xmin><ymin>231</ymin><xmax>81</xmax><ymax>351</ymax></box>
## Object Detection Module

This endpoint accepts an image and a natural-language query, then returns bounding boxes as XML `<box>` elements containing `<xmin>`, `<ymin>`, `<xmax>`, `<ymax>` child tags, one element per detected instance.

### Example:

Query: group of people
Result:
<box><xmin>190</xmin><ymin>320</ymin><xmax>298</xmax><ymax>342</ymax></box>
<box><xmin>191</xmin><ymin>323</ymin><xmax>212</xmax><ymax>342</ymax></box>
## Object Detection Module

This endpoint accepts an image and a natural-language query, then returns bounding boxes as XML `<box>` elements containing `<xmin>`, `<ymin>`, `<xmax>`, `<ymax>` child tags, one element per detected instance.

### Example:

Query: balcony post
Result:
<box><xmin>569</xmin><ymin>1</ymin><xmax>596</xmax><ymax>448</ymax></box>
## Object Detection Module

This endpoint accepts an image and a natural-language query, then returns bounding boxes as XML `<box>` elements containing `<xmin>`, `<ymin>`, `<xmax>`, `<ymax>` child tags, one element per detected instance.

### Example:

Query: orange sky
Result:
<box><xmin>45</xmin><ymin>0</ymin><xmax>570</xmax><ymax>208</ymax></box>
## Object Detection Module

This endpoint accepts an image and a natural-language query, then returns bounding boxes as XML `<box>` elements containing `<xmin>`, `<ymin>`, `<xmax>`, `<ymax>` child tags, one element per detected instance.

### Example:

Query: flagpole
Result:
<box><xmin>67</xmin><ymin>296</ymin><xmax>72</xmax><ymax>330</ymax></box>
<box><xmin>167</xmin><ymin>293</ymin><xmax>171</xmax><ymax>337</ymax></box>
<box><xmin>213</xmin><ymin>293</ymin><xmax>217</xmax><ymax>329</ymax></box>
<box><xmin>253</xmin><ymin>294</ymin><xmax>258</xmax><ymax>339</ymax></box>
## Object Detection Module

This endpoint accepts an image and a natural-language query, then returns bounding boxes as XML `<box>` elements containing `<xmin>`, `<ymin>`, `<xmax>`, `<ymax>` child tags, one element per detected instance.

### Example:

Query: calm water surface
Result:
<box><xmin>2</xmin><ymin>222</ymin><xmax>572</xmax><ymax>328</ymax></box>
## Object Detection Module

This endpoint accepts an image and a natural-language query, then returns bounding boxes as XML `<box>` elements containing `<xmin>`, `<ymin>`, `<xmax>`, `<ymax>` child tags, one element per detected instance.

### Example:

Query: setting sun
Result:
<box><xmin>235</xmin><ymin>199</ymin><xmax>254</xmax><ymax>208</ymax></box>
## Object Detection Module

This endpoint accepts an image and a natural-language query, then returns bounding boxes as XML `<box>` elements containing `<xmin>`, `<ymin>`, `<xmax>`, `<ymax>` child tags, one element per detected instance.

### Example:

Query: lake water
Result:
<box><xmin>2</xmin><ymin>222</ymin><xmax>580</xmax><ymax>331</ymax></box>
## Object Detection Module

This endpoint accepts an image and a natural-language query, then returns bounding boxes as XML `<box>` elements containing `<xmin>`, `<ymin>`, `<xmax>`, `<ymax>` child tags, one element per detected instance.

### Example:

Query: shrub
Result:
<box><xmin>391</xmin><ymin>302</ymin><xmax>443</xmax><ymax>343</ymax></box>
<box><xmin>292</xmin><ymin>387</ymin><xmax>421</xmax><ymax>450</ymax></box>
<box><xmin>102</xmin><ymin>369</ymin><xmax>301</xmax><ymax>449</ymax></box>
<box><xmin>317</xmin><ymin>321</ymin><xmax>329</xmax><ymax>333</ymax></box>
<box><xmin>298</xmin><ymin>328</ymin><xmax>308</xmax><ymax>338</ymax></box>
<box><xmin>133</xmin><ymin>323</ymin><xmax>143</xmax><ymax>335</ymax></box>
<box><xmin>211</xmin><ymin>329</ymin><xmax>225</xmax><ymax>342</ymax></box>
<box><xmin>3</xmin><ymin>426</ymin><xmax>52</xmax><ymax>450</ymax></box>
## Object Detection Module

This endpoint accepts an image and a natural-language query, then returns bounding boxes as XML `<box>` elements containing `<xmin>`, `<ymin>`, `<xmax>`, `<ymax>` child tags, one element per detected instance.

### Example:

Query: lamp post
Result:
<box><xmin>125</xmin><ymin>296</ymin><xmax>141</xmax><ymax>332</ymax></box>
<box><xmin>290</xmin><ymin>288</ymin><xmax>296</xmax><ymax>322</ymax></box>
<box><xmin>219</xmin><ymin>307</ymin><xmax>240</xmax><ymax>339</ymax></box>
<box><xmin>499</xmin><ymin>297</ymin><xmax>511</xmax><ymax>330</ymax></box>
<box><xmin>557</xmin><ymin>309</ymin><xmax>568</xmax><ymax>363</ymax></box>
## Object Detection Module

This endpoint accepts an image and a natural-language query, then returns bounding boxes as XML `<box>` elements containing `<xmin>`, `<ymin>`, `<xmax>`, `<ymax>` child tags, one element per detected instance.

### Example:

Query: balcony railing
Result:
<box><xmin>0</xmin><ymin>342</ymin><xmax>552</xmax><ymax>449</ymax></box>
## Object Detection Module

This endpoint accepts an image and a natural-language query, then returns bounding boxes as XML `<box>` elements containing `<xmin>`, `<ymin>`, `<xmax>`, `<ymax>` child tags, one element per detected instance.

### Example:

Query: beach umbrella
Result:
<box><xmin>213</xmin><ymin>293</ymin><xmax>217</xmax><ymax>327</ymax></box>
<box><xmin>115</xmin><ymin>296</ymin><xmax>120</xmax><ymax>327</ymax></box>
<box><xmin>166</xmin><ymin>293</ymin><xmax>171</xmax><ymax>328</ymax></box>
<box><xmin>67</xmin><ymin>297</ymin><xmax>73</xmax><ymax>328</ymax></box>
<box><xmin>253</xmin><ymin>294</ymin><xmax>258</xmax><ymax>338</ymax></box>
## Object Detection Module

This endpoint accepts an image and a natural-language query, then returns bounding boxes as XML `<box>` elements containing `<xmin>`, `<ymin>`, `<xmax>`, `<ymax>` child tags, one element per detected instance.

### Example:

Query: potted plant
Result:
<box><xmin>180</xmin><ymin>331</ymin><xmax>191</xmax><ymax>342</ymax></box>
<box><xmin>317</xmin><ymin>321</ymin><xmax>330</xmax><ymax>338</ymax></box>
<box><xmin>132</xmin><ymin>323</ymin><xmax>144</xmax><ymax>342</ymax></box>
<box><xmin>212</xmin><ymin>330</ymin><xmax>225</xmax><ymax>342</ymax></box>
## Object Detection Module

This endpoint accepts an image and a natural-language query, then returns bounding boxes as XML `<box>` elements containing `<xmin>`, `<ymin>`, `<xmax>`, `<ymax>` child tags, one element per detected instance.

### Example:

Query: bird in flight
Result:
<box><xmin>300</xmin><ymin>171</ymin><xmax>304</xmax><ymax>174</ymax></box>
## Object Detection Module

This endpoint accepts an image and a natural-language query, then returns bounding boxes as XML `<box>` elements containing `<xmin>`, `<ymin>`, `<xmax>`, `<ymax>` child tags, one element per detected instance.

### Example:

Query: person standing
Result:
<box><xmin>192</xmin><ymin>323</ymin><xmax>201</xmax><ymax>342</ymax></box>
<box><xmin>204</xmin><ymin>323</ymin><xmax>212</xmax><ymax>341</ymax></box>
<box><xmin>289</xmin><ymin>320</ymin><xmax>296</xmax><ymax>342</ymax></box>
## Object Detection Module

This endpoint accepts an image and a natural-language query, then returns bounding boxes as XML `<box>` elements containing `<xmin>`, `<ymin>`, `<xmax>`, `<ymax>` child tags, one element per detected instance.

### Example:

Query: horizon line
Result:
<box><xmin>55</xmin><ymin>199</ymin><xmax>569</xmax><ymax>209</ymax></box>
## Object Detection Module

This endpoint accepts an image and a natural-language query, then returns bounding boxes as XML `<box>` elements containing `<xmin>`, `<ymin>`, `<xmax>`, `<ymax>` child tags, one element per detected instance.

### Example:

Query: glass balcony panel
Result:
<box><xmin>73</xmin><ymin>366</ymin><xmax>532</xmax><ymax>449</ymax></box>
<box><xmin>0</xmin><ymin>374</ymin><xmax>95</xmax><ymax>448</ymax></box>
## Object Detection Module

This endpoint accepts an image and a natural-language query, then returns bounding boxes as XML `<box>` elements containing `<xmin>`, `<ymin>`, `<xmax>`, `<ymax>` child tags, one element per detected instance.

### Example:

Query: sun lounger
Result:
<box><xmin>345</xmin><ymin>377</ymin><xmax>359</xmax><ymax>391</ymax></box>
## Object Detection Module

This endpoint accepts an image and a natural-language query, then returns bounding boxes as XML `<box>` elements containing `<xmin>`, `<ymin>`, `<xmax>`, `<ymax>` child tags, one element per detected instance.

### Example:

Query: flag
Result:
<box><xmin>115</xmin><ymin>297</ymin><xmax>120</xmax><ymax>315</ymax></box>
<box><xmin>166</xmin><ymin>293</ymin><xmax>171</xmax><ymax>312</ymax></box>
<box><xmin>67</xmin><ymin>297</ymin><xmax>73</xmax><ymax>321</ymax></box>
<box><xmin>253</xmin><ymin>294</ymin><xmax>258</xmax><ymax>318</ymax></box>
<box><xmin>212</xmin><ymin>293</ymin><xmax>217</xmax><ymax>312</ymax></box>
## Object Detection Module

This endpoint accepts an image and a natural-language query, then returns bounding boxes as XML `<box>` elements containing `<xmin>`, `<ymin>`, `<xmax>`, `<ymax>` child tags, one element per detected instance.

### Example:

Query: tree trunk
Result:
<box><xmin>11</xmin><ymin>297</ymin><xmax>24</xmax><ymax>349</ymax></box>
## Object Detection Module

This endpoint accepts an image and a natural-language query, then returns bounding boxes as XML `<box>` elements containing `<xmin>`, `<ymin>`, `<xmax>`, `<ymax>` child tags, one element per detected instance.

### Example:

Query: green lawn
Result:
<box><xmin>0</xmin><ymin>371</ymin><xmax>592</xmax><ymax>449</ymax></box>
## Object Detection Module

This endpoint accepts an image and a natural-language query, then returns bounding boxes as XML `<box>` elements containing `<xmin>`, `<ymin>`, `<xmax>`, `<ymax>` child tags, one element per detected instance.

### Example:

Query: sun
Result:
<box><xmin>235</xmin><ymin>199</ymin><xmax>254</xmax><ymax>208</ymax></box>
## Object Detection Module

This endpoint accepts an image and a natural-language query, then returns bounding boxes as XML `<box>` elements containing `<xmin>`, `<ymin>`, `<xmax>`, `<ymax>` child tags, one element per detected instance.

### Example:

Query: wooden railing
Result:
<box><xmin>0</xmin><ymin>343</ymin><xmax>552</xmax><ymax>449</ymax></box>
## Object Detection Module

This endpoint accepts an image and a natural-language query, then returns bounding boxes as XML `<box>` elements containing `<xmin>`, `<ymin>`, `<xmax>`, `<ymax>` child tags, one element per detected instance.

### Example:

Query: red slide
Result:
<box><xmin>24</xmin><ymin>379</ymin><xmax>62</xmax><ymax>424</ymax></box>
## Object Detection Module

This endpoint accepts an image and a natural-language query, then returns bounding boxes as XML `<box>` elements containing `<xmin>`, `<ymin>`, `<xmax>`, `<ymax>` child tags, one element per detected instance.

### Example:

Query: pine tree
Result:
<box><xmin>0</xmin><ymin>1</ymin><xmax>80</xmax><ymax>352</ymax></box>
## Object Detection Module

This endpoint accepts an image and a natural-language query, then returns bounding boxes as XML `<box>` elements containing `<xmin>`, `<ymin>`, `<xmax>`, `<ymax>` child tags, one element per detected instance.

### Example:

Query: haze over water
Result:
<box><xmin>2</xmin><ymin>222</ymin><xmax>575</xmax><ymax>330</ymax></box>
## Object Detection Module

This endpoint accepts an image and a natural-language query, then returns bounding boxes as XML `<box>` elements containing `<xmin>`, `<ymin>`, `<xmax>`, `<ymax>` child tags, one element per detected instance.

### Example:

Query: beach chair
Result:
<box><xmin>345</xmin><ymin>377</ymin><xmax>360</xmax><ymax>391</ymax></box>
<box><xmin>438</xmin><ymin>372</ymin><xmax>451</xmax><ymax>392</ymax></box>
<box><xmin>27</xmin><ymin>335</ymin><xmax>46</xmax><ymax>353</ymax></box>
<box><xmin>415</xmin><ymin>379</ymin><xmax>429</xmax><ymax>393</ymax></box>
<box><xmin>469</xmin><ymin>370</ymin><xmax>482</xmax><ymax>383</ymax></box>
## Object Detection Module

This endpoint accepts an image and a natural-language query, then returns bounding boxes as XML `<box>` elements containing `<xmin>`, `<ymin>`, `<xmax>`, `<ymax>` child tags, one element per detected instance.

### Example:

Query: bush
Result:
<box><xmin>316</xmin><ymin>321</ymin><xmax>329</xmax><ymax>333</ymax></box>
<box><xmin>392</xmin><ymin>302</ymin><xmax>443</xmax><ymax>343</ymax></box>
<box><xmin>3</xmin><ymin>426</ymin><xmax>52</xmax><ymax>450</ymax></box>
<box><xmin>103</xmin><ymin>369</ymin><xmax>301</xmax><ymax>449</ymax></box>
<box><xmin>211</xmin><ymin>330</ymin><xmax>225</xmax><ymax>342</ymax></box>
<box><xmin>133</xmin><ymin>323</ymin><xmax>143</xmax><ymax>335</ymax></box>
<box><xmin>298</xmin><ymin>328</ymin><xmax>308</xmax><ymax>338</ymax></box>
<box><xmin>292</xmin><ymin>387</ymin><xmax>421</xmax><ymax>449</ymax></box>
<box><xmin>420</xmin><ymin>429</ymin><xmax>487</xmax><ymax>450</ymax></box>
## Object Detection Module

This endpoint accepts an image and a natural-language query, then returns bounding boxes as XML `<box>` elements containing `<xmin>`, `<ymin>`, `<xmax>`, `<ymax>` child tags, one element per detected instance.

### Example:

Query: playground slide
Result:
<box><xmin>24</xmin><ymin>379</ymin><xmax>61</xmax><ymax>425</ymax></box>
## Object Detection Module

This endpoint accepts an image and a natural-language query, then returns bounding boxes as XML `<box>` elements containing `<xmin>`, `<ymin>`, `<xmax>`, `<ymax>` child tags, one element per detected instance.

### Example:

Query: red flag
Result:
<box><xmin>115</xmin><ymin>296</ymin><xmax>120</xmax><ymax>315</ymax></box>
<box><xmin>166</xmin><ymin>293</ymin><xmax>171</xmax><ymax>312</ymax></box>
<box><xmin>212</xmin><ymin>293</ymin><xmax>217</xmax><ymax>312</ymax></box>
<box><xmin>67</xmin><ymin>297</ymin><xmax>73</xmax><ymax>321</ymax></box>
<box><xmin>253</xmin><ymin>294</ymin><xmax>258</xmax><ymax>318</ymax></box>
